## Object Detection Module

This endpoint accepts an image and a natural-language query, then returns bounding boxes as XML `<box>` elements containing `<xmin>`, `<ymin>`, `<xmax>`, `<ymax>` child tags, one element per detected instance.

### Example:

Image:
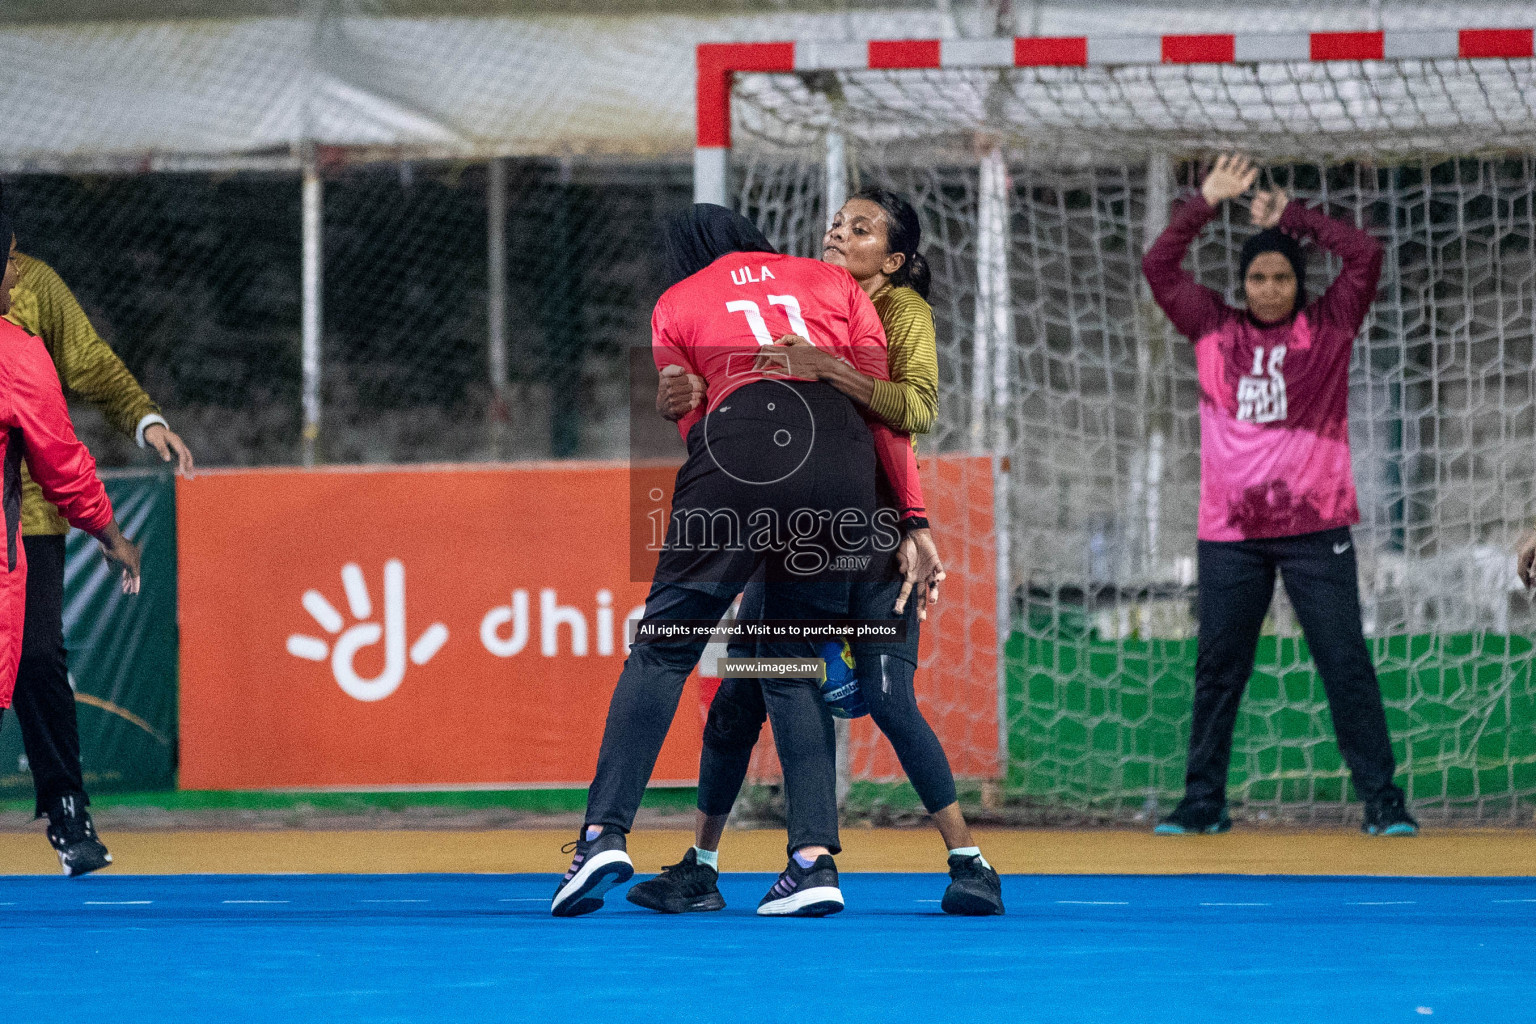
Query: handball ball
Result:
<box><xmin>818</xmin><ymin>640</ymin><xmax>868</xmax><ymax>719</ymax></box>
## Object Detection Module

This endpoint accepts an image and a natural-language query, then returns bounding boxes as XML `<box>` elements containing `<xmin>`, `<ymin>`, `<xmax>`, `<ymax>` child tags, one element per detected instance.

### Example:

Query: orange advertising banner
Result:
<box><xmin>177</xmin><ymin>458</ymin><xmax>997</xmax><ymax>790</ymax></box>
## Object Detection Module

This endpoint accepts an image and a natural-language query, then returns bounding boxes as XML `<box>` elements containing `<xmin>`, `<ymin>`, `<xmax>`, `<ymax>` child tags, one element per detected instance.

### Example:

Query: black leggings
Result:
<box><xmin>0</xmin><ymin>535</ymin><xmax>83</xmax><ymax>817</ymax></box>
<box><xmin>697</xmin><ymin>573</ymin><xmax>959</xmax><ymax>817</ymax></box>
<box><xmin>1184</xmin><ymin>526</ymin><xmax>1403</xmax><ymax>808</ymax></box>
<box><xmin>584</xmin><ymin>381</ymin><xmax>879</xmax><ymax>854</ymax></box>
<box><xmin>585</xmin><ymin>581</ymin><xmax>841</xmax><ymax>853</ymax></box>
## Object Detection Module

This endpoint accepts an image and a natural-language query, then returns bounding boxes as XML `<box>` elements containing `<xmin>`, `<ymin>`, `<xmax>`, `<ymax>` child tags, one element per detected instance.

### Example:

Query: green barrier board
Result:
<box><xmin>1009</xmin><ymin>628</ymin><xmax>1536</xmax><ymax>815</ymax></box>
<box><xmin>0</xmin><ymin>469</ymin><xmax>177</xmax><ymax>802</ymax></box>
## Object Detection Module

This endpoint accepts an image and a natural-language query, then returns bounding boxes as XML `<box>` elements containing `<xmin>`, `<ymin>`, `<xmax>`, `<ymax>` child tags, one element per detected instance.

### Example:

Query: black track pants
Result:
<box><xmin>583</xmin><ymin>382</ymin><xmax>880</xmax><ymax>854</ymax></box>
<box><xmin>698</xmin><ymin>572</ymin><xmax>958</xmax><ymax>818</ymax></box>
<box><xmin>4</xmin><ymin>535</ymin><xmax>84</xmax><ymax>817</ymax></box>
<box><xmin>1183</xmin><ymin>526</ymin><xmax>1404</xmax><ymax>809</ymax></box>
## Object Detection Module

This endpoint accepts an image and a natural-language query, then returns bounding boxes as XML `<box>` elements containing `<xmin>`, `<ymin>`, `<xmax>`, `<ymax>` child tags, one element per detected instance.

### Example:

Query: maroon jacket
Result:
<box><xmin>0</xmin><ymin>318</ymin><xmax>114</xmax><ymax>703</ymax></box>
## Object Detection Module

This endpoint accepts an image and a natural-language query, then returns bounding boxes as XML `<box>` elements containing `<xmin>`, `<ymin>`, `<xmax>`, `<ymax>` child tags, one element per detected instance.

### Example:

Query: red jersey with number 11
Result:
<box><xmin>652</xmin><ymin>251</ymin><xmax>926</xmax><ymax>519</ymax></box>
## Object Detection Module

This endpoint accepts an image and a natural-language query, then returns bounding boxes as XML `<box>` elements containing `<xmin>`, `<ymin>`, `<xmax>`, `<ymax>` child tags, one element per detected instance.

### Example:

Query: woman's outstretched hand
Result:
<box><xmin>1251</xmin><ymin>188</ymin><xmax>1289</xmax><ymax>229</ymax></box>
<box><xmin>1201</xmin><ymin>153</ymin><xmax>1259</xmax><ymax>207</ymax></box>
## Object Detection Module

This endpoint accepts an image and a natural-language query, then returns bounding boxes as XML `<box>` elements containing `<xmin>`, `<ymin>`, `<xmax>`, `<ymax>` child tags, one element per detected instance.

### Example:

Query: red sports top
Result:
<box><xmin>0</xmin><ymin>319</ymin><xmax>114</xmax><ymax>703</ymax></box>
<box><xmin>652</xmin><ymin>251</ymin><xmax>926</xmax><ymax>519</ymax></box>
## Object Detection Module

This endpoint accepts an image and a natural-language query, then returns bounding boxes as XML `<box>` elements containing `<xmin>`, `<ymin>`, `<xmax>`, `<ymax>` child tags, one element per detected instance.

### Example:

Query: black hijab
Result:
<box><xmin>662</xmin><ymin>203</ymin><xmax>775</xmax><ymax>287</ymax></box>
<box><xmin>1239</xmin><ymin>227</ymin><xmax>1308</xmax><ymax>314</ymax></box>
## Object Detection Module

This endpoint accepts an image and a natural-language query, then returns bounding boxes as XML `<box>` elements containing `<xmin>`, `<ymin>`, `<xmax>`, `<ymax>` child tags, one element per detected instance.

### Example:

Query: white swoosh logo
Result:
<box><xmin>1333</xmin><ymin>542</ymin><xmax>1351</xmax><ymax>555</ymax></box>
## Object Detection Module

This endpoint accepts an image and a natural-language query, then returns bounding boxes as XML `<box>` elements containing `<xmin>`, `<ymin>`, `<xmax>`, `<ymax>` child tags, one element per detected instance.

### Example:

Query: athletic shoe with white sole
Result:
<box><xmin>1154</xmin><ymin>799</ymin><xmax>1232</xmax><ymax>835</ymax></box>
<box><xmin>626</xmin><ymin>847</ymin><xmax>726</xmax><ymax>914</ymax></box>
<box><xmin>757</xmin><ymin>854</ymin><xmax>844</xmax><ymax>917</ymax></box>
<box><xmin>46</xmin><ymin>794</ymin><xmax>112</xmax><ymax>878</ymax></box>
<box><xmin>941</xmin><ymin>853</ymin><xmax>1005</xmax><ymax>916</ymax></box>
<box><xmin>551</xmin><ymin>827</ymin><xmax>633</xmax><ymax>917</ymax></box>
<box><xmin>1362</xmin><ymin>794</ymin><xmax>1419</xmax><ymax>837</ymax></box>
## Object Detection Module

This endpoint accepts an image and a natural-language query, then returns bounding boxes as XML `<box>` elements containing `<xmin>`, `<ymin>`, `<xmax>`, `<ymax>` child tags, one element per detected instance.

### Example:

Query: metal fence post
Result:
<box><xmin>487</xmin><ymin>156</ymin><xmax>510</xmax><ymax>457</ymax></box>
<box><xmin>301</xmin><ymin>149</ymin><xmax>323</xmax><ymax>467</ymax></box>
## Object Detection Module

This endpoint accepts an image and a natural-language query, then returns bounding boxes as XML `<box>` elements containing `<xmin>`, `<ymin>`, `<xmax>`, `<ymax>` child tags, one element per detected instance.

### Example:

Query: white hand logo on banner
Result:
<box><xmin>286</xmin><ymin>560</ymin><xmax>449</xmax><ymax>702</ymax></box>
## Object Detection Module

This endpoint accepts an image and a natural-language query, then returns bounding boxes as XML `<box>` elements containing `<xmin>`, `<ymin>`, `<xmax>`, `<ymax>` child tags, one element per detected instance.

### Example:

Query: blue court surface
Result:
<box><xmin>2</xmin><ymin>871</ymin><xmax>1531</xmax><ymax>1022</ymax></box>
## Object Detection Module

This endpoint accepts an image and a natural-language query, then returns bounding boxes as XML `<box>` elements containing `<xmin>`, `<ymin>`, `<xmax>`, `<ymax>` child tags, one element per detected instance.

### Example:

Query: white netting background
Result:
<box><xmin>733</xmin><ymin>59</ymin><xmax>1536</xmax><ymax>821</ymax></box>
<box><xmin>737</xmin><ymin>59</ymin><xmax>1536</xmax><ymax>163</ymax></box>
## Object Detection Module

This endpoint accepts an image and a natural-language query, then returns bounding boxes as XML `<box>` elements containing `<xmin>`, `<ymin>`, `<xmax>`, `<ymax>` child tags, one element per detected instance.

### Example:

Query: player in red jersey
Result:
<box><xmin>654</xmin><ymin>227</ymin><xmax>926</xmax><ymax>522</ymax></box>
<box><xmin>553</xmin><ymin>205</ymin><xmax>935</xmax><ymax>918</ymax></box>
<box><xmin>0</xmin><ymin>223</ymin><xmax>142</xmax><ymax>714</ymax></box>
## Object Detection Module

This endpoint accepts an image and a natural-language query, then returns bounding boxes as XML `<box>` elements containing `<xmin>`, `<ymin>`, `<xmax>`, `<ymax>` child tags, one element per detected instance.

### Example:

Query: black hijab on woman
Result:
<box><xmin>662</xmin><ymin>203</ymin><xmax>776</xmax><ymax>287</ymax></box>
<box><xmin>1239</xmin><ymin>227</ymin><xmax>1308</xmax><ymax>312</ymax></box>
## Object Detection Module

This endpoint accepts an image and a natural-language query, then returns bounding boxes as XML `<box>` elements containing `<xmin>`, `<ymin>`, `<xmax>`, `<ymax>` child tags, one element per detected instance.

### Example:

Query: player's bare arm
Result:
<box><xmin>757</xmin><ymin>333</ymin><xmax>878</xmax><ymax>409</ymax></box>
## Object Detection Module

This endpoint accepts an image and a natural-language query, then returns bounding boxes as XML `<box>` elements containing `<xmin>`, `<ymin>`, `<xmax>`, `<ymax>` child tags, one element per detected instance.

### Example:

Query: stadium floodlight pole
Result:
<box><xmin>487</xmin><ymin>156</ymin><xmax>510</xmax><ymax>457</ymax></box>
<box><xmin>301</xmin><ymin>147</ymin><xmax>323</xmax><ymax>468</ymax></box>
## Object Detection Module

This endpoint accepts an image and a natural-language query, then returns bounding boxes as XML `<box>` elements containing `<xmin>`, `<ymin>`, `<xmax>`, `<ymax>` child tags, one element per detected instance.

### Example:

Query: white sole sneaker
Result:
<box><xmin>757</xmin><ymin>885</ymin><xmax>844</xmax><ymax>917</ymax></box>
<box><xmin>551</xmin><ymin>849</ymin><xmax>634</xmax><ymax>917</ymax></box>
<box><xmin>57</xmin><ymin>845</ymin><xmax>113</xmax><ymax>878</ymax></box>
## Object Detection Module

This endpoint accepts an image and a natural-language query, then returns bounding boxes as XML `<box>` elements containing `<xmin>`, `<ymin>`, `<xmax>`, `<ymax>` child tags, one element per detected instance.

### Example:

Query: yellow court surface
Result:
<box><xmin>0</xmin><ymin>827</ymin><xmax>1530</xmax><ymax>876</ymax></box>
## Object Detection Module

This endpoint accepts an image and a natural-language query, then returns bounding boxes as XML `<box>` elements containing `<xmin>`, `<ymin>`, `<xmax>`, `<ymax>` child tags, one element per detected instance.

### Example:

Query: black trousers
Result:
<box><xmin>585</xmin><ymin>581</ymin><xmax>841</xmax><ymax>853</ymax></box>
<box><xmin>584</xmin><ymin>381</ymin><xmax>878</xmax><ymax>854</ymax></box>
<box><xmin>698</xmin><ymin>572</ymin><xmax>959</xmax><ymax>817</ymax></box>
<box><xmin>0</xmin><ymin>535</ymin><xmax>85</xmax><ymax>817</ymax></box>
<box><xmin>1185</xmin><ymin>526</ymin><xmax>1404</xmax><ymax>809</ymax></box>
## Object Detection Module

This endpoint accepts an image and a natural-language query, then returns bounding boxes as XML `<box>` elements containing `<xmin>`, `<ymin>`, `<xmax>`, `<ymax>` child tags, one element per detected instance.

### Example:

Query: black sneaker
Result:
<box><xmin>1154</xmin><ymin>799</ymin><xmax>1232</xmax><ymax>836</ymax></box>
<box><xmin>551</xmin><ymin>827</ymin><xmax>634</xmax><ymax>917</ymax></box>
<box><xmin>626</xmin><ymin>847</ymin><xmax>726</xmax><ymax>914</ymax></box>
<box><xmin>757</xmin><ymin>854</ymin><xmax>844</xmax><ymax>917</ymax></box>
<box><xmin>941</xmin><ymin>854</ymin><xmax>1005</xmax><ymax>916</ymax></box>
<box><xmin>46</xmin><ymin>794</ymin><xmax>112</xmax><ymax>878</ymax></box>
<box><xmin>1362</xmin><ymin>793</ymin><xmax>1419</xmax><ymax>837</ymax></box>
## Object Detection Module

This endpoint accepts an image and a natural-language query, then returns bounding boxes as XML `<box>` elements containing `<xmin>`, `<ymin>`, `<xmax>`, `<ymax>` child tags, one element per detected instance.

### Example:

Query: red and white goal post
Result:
<box><xmin>692</xmin><ymin>31</ymin><xmax>1536</xmax><ymax>820</ymax></box>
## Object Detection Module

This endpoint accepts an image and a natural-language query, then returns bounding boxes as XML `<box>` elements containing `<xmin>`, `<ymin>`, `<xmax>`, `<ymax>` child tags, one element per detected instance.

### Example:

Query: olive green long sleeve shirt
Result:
<box><xmin>866</xmin><ymin>283</ymin><xmax>939</xmax><ymax>436</ymax></box>
<box><xmin>4</xmin><ymin>253</ymin><xmax>162</xmax><ymax>535</ymax></box>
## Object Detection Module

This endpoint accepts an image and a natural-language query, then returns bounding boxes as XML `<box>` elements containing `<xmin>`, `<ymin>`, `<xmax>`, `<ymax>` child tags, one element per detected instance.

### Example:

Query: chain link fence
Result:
<box><xmin>7</xmin><ymin>157</ymin><xmax>692</xmax><ymax>468</ymax></box>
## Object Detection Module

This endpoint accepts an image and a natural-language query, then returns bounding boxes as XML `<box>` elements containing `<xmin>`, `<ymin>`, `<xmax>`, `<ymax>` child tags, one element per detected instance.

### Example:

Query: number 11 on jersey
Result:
<box><xmin>726</xmin><ymin>295</ymin><xmax>811</xmax><ymax>346</ymax></box>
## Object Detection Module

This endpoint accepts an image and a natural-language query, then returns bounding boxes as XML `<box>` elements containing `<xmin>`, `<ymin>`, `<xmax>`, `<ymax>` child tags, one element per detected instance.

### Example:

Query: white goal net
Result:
<box><xmin>730</xmin><ymin>45</ymin><xmax>1536</xmax><ymax>821</ymax></box>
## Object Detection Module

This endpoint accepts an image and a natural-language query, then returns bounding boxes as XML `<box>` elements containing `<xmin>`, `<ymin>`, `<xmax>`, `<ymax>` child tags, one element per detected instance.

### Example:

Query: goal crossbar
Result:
<box><xmin>695</xmin><ymin>27</ymin><xmax>1536</xmax><ymax>202</ymax></box>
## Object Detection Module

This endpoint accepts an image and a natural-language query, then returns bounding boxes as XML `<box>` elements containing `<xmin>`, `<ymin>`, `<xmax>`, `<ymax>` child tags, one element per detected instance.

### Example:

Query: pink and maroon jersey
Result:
<box><xmin>0</xmin><ymin>319</ymin><xmax>114</xmax><ymax>703</ymax></box>
<box><xmin>652</xmin><ymin>251</ymin><xmax>926</xmax><ymax>519</ymax></box>
<box><xmin>1143</xmin><ymin>195</ymin><xmax>1383</xmax><ymax>541</ymax></box>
